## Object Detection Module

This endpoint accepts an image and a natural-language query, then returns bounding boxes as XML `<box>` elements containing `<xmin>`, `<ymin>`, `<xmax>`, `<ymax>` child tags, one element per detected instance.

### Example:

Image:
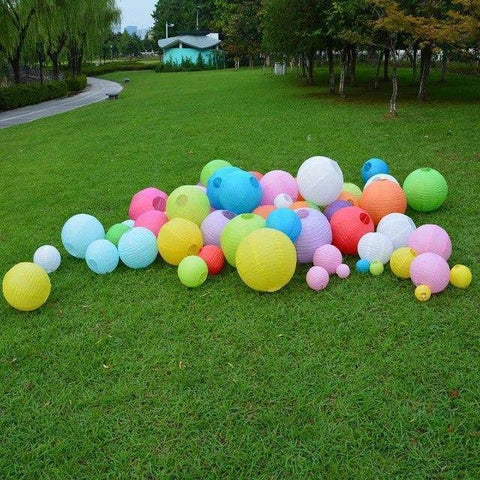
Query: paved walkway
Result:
<box><xmin>0</xmin><ymin>77</ymin><xmax>123</xmax><ymax>129</ymax></box>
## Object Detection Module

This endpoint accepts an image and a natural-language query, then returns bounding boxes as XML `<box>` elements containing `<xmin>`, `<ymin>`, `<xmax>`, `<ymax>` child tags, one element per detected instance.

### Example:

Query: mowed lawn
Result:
<box><xmin>1</xmin><ymin>67</ymin><xmax>479</xmax><ymax>479</ymax></box>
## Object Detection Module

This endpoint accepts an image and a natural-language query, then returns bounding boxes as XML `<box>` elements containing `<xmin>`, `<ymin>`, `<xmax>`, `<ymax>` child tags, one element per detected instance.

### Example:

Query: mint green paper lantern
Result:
<box><xmin>106</xmin><ymin>223</ymin><xmax>131</xmax><ymax>247</ymax></box>
<box><xmin>403</xmin><ymin>168</ymin><xmax>448</xmax><ymax>212</ymax></box>
<box><xmin>177</xmin><ymin>256</ymin><xmax>208</xmax><ymax>288</ymax></box>
<box><xmin>166</xmin><ymin>185</ymin><xmax>210</xmax><ymax>226</ymax></box>
<box><xmin>200</xmin><ymin>159</ymin><xmax>232</xmax><ymax>186</ymax></box>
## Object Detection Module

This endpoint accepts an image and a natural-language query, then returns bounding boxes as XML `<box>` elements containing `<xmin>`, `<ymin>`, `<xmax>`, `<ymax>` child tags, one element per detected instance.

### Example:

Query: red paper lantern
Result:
<box><xmin>198</xmin><ymin>245</ymin><xmax>225</xmax><ymax>275</ymax></box>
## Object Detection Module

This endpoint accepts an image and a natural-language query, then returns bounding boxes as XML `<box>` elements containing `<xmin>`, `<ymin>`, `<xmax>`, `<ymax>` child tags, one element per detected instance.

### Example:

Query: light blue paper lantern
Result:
<box><xmin>118</xmin><ymin>227</ymin><xmax>157</xmax><ymax>268</ymax></box>
<box><xmin>85</xmin><ymin>239</ymin><xmax>119</xmax><ymax>274</ymax></box>
<box><xmin>61</xmin><ymin>213</ymin><xmax>105</xmax><ymax>259</ymax></box>
<box><xmin>206</xmin><ymin>166</ymin><xmax>241</xmax><ymax>209</ymax></box>
<box><xmin>361</xmin><ymin>158</ymin><xmax>390</xmax><ymax>183</ymax></box>
<box><xmin>265</xmin><ymin>208</ymin><xmax>302</xmax><ymax>242</ymax></box>
<box><xmin>219</xmin><ymin>170</ymin><xmax>262</xmax><ymax>214</ymax></box>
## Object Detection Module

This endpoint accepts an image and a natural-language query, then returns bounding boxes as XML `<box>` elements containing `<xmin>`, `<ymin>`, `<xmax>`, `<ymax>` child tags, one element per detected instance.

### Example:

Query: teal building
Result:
<box><xmin>158</xmin><ymin>33</ymin><xmax>222</xmax><ymax>65</ymax></box>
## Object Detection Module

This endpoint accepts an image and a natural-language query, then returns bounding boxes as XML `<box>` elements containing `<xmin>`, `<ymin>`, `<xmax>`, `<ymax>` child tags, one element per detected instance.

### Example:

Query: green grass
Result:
<box><xmin>1</xmin><ymin>66</ymin><xmax>479</xmax><ymax>479</ymax></box>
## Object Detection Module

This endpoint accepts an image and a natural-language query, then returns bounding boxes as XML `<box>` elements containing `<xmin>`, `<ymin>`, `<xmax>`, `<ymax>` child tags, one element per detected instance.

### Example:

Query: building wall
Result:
<box><xmin>164</xmin><ymin>48</ymin><xmax>218</xmax><ymax>65</ymax></box>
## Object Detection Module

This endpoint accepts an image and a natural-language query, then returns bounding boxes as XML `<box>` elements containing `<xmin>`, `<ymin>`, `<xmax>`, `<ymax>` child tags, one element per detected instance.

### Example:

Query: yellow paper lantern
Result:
<box><xmin>3</xmin><ymin>262</ymin><xmax>51</xmax><ymax>311</ymax></box>
<box><xmin>390</xmin><ymin>247</ymin><xmax>417</xmax><ymax>279</ymax></box>
<box><xmin>157</xmin><ymin>218</ymin><xmax>203</xmax><ymax>265</ymax></box>
<box><xmin>236</xmin><ymin>228</ymin><xmax>297</xmax><ymax>292</ymax></box>
<box><xmin>450</xmin><ymin>265</ymin><xmax>472</xmax><ymax>289</ymax></box>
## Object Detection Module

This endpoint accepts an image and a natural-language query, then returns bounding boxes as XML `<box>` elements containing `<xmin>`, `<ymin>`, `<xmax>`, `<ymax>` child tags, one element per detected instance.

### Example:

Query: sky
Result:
<box><xmin>117</xmin><ymin>0</ymin><xmax>157</xmax><ymax>29</ymax></box>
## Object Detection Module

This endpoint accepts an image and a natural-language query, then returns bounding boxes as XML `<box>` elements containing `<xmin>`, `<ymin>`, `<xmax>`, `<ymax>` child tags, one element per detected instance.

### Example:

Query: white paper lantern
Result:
<box><xmin>377</xmin><ymin>213</ymin><xmax>416</xmax><ymax>249</ymax></box>
<box><xmin>357</xmin><ymin>232</ymin><xmax>393</xmax><ymax>264</ymax></box>
<box><xmin>273</xmin><ymin>193</ymin><xmax>293</xmax><ymax>208</ymax></box>
<box><xmin>33</xmin><ymin>245</ymin><xmax>61</xmax><ymax>273</ymax></box>
<box><xmin>364</xmin><ymin>173</ymin><xmax>400</xmax><ymax>188</ymax></box>
<box><xmin>297</xmin><ymin>156</ymin><xmax>344</xmax><ymax>206</ymax></box>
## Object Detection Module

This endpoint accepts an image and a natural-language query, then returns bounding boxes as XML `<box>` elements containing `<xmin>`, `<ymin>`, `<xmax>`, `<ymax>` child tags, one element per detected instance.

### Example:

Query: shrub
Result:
<box><xmin>155</xmin><ymin>57</ymin><xmax>217</xmax><ymax>74</ymax></box>
<box><xmin>82</xmin><ymin>61</ymin><xmax>155</xmax><ymax>76</ymax></box>
<box><xmin>0</xmin><ymin>81</ymin><xmax>68</xmax><ymax>110</ymax></box>
<box><xmin>66</xmin><ymin>75</ymin><xmax>87</xmax><ymax>92</ymax></box>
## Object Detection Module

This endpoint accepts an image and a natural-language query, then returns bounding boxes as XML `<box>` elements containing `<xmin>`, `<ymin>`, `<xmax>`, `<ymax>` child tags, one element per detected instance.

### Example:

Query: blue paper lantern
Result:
<box><xmin>61</xmin><ymin>213</ymin><xmax>105</xmax><ymax>259</ymax></box>
<box><xmin>218</xmin><ymin>170</ymin><xmax>262</xmax><ymax>214</ymax></box>
<box><xmin>206</xmin><ymin>166</ymin><xmax>241</xmax><ymax>209</ymax></box>
<box><xmin>118</xmin><ymin>227</ymin><xmax>157</xmax><ymax>269</ymax></box>
<box><xmin>265</xmin><ymin>208</ymin><xmax>302</xmax><ymax>242</ymax></box>
<box><xmin>85</xmin><ymin>239</ymin><xmax>119</xmax><ymax>274</ymax></box>
<box><xmin>361</xmin><ymin>158</ymin><xmax>390</xmax><ymax>183</ymax></box>
<box><xmin>355</xmin><ymin>258</ymin><xmax>371</xmax><ymax>273</ymax></box>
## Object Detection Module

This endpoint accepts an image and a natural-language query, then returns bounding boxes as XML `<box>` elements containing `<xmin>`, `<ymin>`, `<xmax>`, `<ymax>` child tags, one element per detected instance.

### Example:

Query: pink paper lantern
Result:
<box><xmin>134</xmin><ymin>210</ymin><xmax>168</xmax><ymax>236</ymax></box>
<box><xmin>294</xmin><ymin>208</ymin><xmax>332</xmax><ymax>263</ymax></box>
<box><xmin>129</xmin><ymin>187</ymin><xmax>168</xmax><ymax>220</ymax></box>
<box><xmin>410</xmin><ymin>252</ymin><xmax>450</xmax><ymax>293</ymax></box>
<box><xmin>306</xmin><ymin>266</ymin><xmax>330</xmax><ymax>291</ymax></box>
<box><xmin>336</xmin><ymin>264</ymin><xmax>350</xmax><ymax>278</ymax></box>
<box><xmin>313</xmin><ymin>244</ymin><xmax>342</xmax><ymax>274</ymax></box>
<box><xmin>408</xmin><ymin>224</ymin><xmax>452</xmax><ymax>260</ymax></box>
<box><xmin>260</xmin><ymin>170</ymin><xmax>299</xmax><ymax>205</ymax></box>
<box><xmin>200</xmin><ymin>210</ymin><xmax>236</xmax><ymax>246</ymax></box>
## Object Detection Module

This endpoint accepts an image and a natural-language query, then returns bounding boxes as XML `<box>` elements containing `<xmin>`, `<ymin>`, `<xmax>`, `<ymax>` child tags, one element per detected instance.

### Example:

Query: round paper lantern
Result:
<box><xmin>206</xmin><ymin>166</ymin><xmax>241</xmax><ymax>209</ymax></box>
<box><xmin>221</xmin><ymin>213</ymin><xmax>265</xmax><ymax>267</ymax></box>
<box><xmin>306</xmin><ymin>266</ymin><xmax>329</xmax><ymax>291</ymax></box>
<box><xmin>337</xmin><ymin>191</ymin><xmax>360</xmax><ymax>206</ymax></box>
<box><xmin>370</xmin><ymin>260</ymin><xmax>384</xmax><ymax>276</ymax></box>
<box><xmin>357</xmin><ymin>232</ymin><xmax>394</xmax><ymax>264</ymax></box>
<box><xmin>166</xmin><ymin>185</ymin><xmax>210</xmax><ymax>225</ymax></box>
<box><xmin>3</xmin><ymin>262</ymin><xmax>51</xmax><ymax>311</ymax></box>
<box><xmin>260</xmin><ymin>170</ymin><xmax>298</xmax><ymax>205</ymax></box>
<box><xmin>61</xmin><ymin>214</ymin><xmax>105</xmax><ymax>259</ymax></box>
<box><xmin>33</xmin><ymin>245</ymin><xmax>61</xmax><ymax>273</ymax></box>
<box><xmin>198</xmin><ymin>245</ymin><xmax>225</xmax><ymax>275</ymax></box>
<box><xmin>128</xmin><ymin>187</ymin><xmax>168</xmax><ymax>220</ymax></box>
<box><xmin>157</xmin><ymin>218</ymin><xmax>203</xmax><ymax>266</ymax></box>
<box><xmin>290</xmin><ymin>201</ymin><xmax>310</xmax><ymax>210</ymax></box>
<box><xmin>177</xmin><ymin>256</ymin><xmax>208</xmax><ymax>288</ymax></box>
<box><xmin>106</xmin><ymin>223</ymin><xmax>131</xmax><ymax>247</ymax></box>
<box><xmin>361</xmin><ymin>158</ymin><xmax>389</xmax><ymax>183</ymax></box>
<box><xmin>403</xmin><ymin>168</ymin><xmax>448</xmax><ymax>212</ymax></box>
<box><xmin>219</xmin><ymin>170</ymin><xmax>262</xmax><ymax>214</ymax></box>
<box><xmin>390</xmin><ymin>247</ymin><xmax>417</xmax><ymax>279</ymax></box>
<box><xmin>360</xmin><ymin>179</ymin><xmax>407</xmax><ymax>225</ymax></box>
<box><xmin>356</xmin><ymin>259</ymin><xmax>370</xmax><ymax>273</ymax></box>
<box><xmin>336</xmin><ymin>264</ymin><xmax>350</xmax><ymax>278</ymax></box>
<box><xmin>122</xmin><ymin>219</ymin><xmax>135</xmax><ymax>228</ymax></box>
<box><xmin>365</xmin><ymin>173</ymin><xmax>399</xmax><ymax>188</ymax></box>
<box><xmin>265</xmin><ymin>208</ymin><xmax>302</xmax><ymax>242</ymax></box>
<box><xmin>324</xmin><ymin>200</ymin><xmax>351</xmax><ymax>221</ymax></box>
<box><xmin>313</xmin><ymin>244</ymin><xmax>342</xmax><ymax>274</ymax></box>
<box><xmin>118</xmin><ymin>227</ymin><xmax>158</xmax><ymax>269</ymax></box>
<box><xmin>415</xmin><ymin>285</ymin><xmax>431</xmax><ymax>302</ymax></box>
<box><xmin>294</xmin><ymin>208</ymin><xmax>332</xmax><ymax>263</ymax></box>
<box><xmin>273</xmin><ymin>193</ymin><xmax>293</xmax><ymax>209</ymax></box>
<box><xmin>377</xmin><ymin>213</ymin><xmax>416</xmax><ymax>249</ymax></box>
<box><xmin>85</xmin><ymin>239</ymin><xmax>119</xmax><ymax>274</ymax></box>
<box><xmin>450</xmin><ymin>265</ymin><xmax>472</xmax><ymax>289</ymax></box>
<box><xmin>200</xmin><ymin>159</ymin><xmax>232</xmax><ymax>186</ymax></box>
<box><xmin>250</xmin><ymin>171</ymin><xmax>263</xmax><ymax>181</ymax></box>
<box><xmin>342</xmin><ymin>182</ymin><xmax>362</xmax><ymax>200</ymax></box>
<box><xmin>253</xmin><ymin>205</ymin><xmax>276</xmax><ymax>219</ymax></box>
<box><xmin>236</xmin><ymin>228</ymin><xmax>297</xmax><ymax>292</ymax></box>
<box><xmin>135</xmin><ymin>210</ymin><xmax>168</xmax><ymax>236</ymax></box>
<box><xmin>407</xmin><ymin>224</ymin><xmax>452</xmax><ymax>260</ymax></box>
<box><xmin>201</xmin><ymin>210</ymin><xmax>235</xmax><ymax>246</ymax></box>
<box><xmin>330</xmin><ymin>207</ymin><xmax>374</xmax><ymax>255</ymax></box>
<box><xmin>297</xmin><ymin>156</ymin><xmax>344</xmax><ymax>206</ymax></box>
<box><xmin>410</xmin><ymin>252</ymin><xmax>450</xmax><ymax>293</ymax></box>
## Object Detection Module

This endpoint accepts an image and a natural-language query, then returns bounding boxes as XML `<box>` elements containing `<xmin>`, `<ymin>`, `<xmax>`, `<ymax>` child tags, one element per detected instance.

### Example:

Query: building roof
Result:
<box><xmin>158</xmin><ymin>35</ymin><xmax>221</xmax><ymax>50</ymax></box>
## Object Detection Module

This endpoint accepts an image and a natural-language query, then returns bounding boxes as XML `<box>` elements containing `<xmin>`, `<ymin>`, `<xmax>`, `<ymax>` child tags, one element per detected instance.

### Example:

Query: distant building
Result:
<box><xmin>125</xmin><ymin>25</ymin><xmax>138</xmax><ymax>36</ymax></box>
<box><xmin>158</xmin><ymin>32</ymin><xmax>221</xmax><ymax>65</ymax></box>
<box><xmin>137</xmin><ymin>28</ymin><xmax>148</xmax><ymax>40</ymax></box>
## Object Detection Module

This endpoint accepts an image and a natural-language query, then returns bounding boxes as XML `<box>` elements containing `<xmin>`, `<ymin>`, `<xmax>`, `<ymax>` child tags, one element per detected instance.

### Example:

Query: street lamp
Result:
<box><xmin>165</xmin><ymin>22</ymin><xmax>174</xmax><ymax>38</ymax></box>
<box><xmin>196</xmin><ymin>5</ymin><xmax>201</xmax><ymax>30</ymax></box>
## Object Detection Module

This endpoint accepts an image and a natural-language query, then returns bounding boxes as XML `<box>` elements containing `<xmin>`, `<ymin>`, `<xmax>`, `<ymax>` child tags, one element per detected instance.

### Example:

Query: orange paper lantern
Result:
<box><xmin>337</xmin><ymin>191</ymin><xmax>360</xmax><ymax>206</ymax></box>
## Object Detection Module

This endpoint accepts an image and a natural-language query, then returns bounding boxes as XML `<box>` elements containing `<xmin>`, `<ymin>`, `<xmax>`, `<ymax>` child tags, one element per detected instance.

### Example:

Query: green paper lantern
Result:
<box><xmin>403</xmin><ymin>168</ymin><xmax>448</xmax><ymax>212</ymax></box>
<box><xmin>200</xmin><ymin>159</ymin><xmax>232</xmax><ymax>186</ymax></box>
<box><xmin>105</xmin><ymin>223</ymin><xmax>131</xmax><ymax>247</ymax></box>
<box><xmin>177</xmin><ymin>256</ymin><xmax>208</xmax><ymax>288</ymax></box>
<box><xmin>342</xmin><ymin>182</ymin><xmax>362</xmax><ymax>199</ymax></box>
<box><xmin>166</xmin><ymin>185</ymin><xmax>210</xmax><ymax>226</ymax></box>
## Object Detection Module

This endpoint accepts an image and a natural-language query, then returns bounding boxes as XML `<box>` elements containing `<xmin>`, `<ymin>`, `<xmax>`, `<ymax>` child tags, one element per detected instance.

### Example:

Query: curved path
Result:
<box><xmin>0</xmin><ymin>77</ymin><xmax>123</xmax><ymax>129</ymax></box>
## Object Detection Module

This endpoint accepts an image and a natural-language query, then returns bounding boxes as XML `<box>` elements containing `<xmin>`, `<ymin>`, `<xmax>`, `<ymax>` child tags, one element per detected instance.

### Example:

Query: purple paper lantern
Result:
<box><xmin>324</xmin><ymin>200</ymin><xmax>352</xmax><ymax>221</ymax></box>
<box><xmin>200</xmin><ymin>210</ymin><xmax>236</xmax><ymax>246</ymax></box>
<box><xmin>294</xmin><ymin>208</ymin><xmax>332</xmax><ymax>263</ymax></box>
<box><xmin>408</xmin><ymin>224</ymin><xmax>452</xmax><ymax>260</ymax></box>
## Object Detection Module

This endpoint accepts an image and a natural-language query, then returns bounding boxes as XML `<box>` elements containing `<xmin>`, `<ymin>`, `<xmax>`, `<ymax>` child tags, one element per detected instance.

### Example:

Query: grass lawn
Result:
<box><xmin>1</xmin><ymin>66</ymin><xmax>479</xmax><ymax>479</ymax></box>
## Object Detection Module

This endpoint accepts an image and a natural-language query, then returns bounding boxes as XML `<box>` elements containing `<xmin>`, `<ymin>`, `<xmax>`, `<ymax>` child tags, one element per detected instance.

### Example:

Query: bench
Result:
<box><xmin>106</xmin><ymin>92</ymin><xmax>119</xmax><ymax>100</ymax></box>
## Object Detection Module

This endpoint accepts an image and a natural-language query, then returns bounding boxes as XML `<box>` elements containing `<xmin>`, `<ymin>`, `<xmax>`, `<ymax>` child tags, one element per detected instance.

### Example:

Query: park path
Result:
<box><xmin>0</xmin><ymin>77</ymin><xmax>123</xmax><ymax>129</ymax></box>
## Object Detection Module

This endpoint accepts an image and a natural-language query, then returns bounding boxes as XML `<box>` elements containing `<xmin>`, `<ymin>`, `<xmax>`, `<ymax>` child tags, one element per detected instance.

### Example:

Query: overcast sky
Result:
<box><xmin>117</xmin><ymin>0</ymin><xmax>156</xmax><ymax>28</ymax></box>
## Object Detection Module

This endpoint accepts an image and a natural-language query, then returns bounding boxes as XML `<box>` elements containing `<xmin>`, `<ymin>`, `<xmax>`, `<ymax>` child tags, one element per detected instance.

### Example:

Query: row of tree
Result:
<box><xmin>100</xmin><ymin>31</ymin><xmax>157</xmax><ymax>62</ymax></box>
<box><xmin>152</xmin><ymin>0</ymin><xmax>480</xmax><ymax>113</ymax></box>
<box><xmin>0</xmin><ymin>0</ymin><xmax>119</xmax><ymax>83</ymax></box>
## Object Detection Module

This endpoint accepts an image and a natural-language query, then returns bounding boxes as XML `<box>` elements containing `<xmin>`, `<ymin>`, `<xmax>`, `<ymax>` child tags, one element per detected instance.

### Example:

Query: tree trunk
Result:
<box><xmin>248</xmin><ymin>55</ymin><xmax>253</xmax><ymax>68</ymax></box>
<box><xmin>49</xmin><ymin>53</ymin><xmax>60</xmax><ymax>80</ymax></box>
<box><xmin>339</xmin><ymin>45</ymin><xmax>347</xmax><ymax>97</ymax></box>
<box><xmin>440</xmin><ymin>50</ymin><xmax>447</xmax><ymax>82</ymax></box>
<box><xmin>374</xmin><ymin>50</ymin><xmax>382</xmax><ymax>89</ymax></box>
<box><xmin>9</xmin><ymin>54</ymin><xmax>21</xmax><ymax>84</ymax></box>
<box><xmin>389</xmin><ymin>40</ymin><xmax>398</xmax><ymax>115</ymax></box>
<box><xmin>348</xmin><ymin>45</ymin><xmax>357</xmax><ymax>85</ymax></box>
<box><xmin>418</xmin><ymin>43</ymin><xmax>432</xmax><ymax>101</ymax></box>
<box><xmin>411</xmin><ymin>42</ymin><xmax>418</xmax><ymax>83</ymax></box>
<box><xmin>327</xmin><ymin>41</ymin><xmax>335</xmax><ymax>94</ymax></box>
<box><xmin>300</xmin><ymin>53</ymin><xmax>306</xmax><ymax>78</ymax></box>
<box><xmin>306</xmin><ymin>50</ymin><xmax>314</xmax><ymax>85</ymax></box>
<box><xmin>383</xmin><ymin>48</ymin><xmax>389</xmax><ymax>80</ymax></box>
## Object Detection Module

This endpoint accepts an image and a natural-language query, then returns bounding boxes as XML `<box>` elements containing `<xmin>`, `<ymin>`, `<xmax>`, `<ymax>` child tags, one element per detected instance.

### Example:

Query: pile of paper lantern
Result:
<box><xmin>2</xmin><ymin>155</ymin><xmax>473</xmax><ymax>312</ymax></box>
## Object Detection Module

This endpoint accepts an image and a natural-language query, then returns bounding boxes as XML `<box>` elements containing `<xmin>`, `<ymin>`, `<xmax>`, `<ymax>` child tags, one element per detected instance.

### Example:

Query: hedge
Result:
<box><xmin>0</xmin><ymin>81</ymin><xmax>68</xmax><ymax>110</ymax></box>
<box><xmin>82</xmin><ymin>61</ymin><xmax>155</xmax><ymax>76</ymax></box>
<box><xmin>66</xmin><ymin>74</ymin><xmax>87</xmax><ymax>92</ymax></box>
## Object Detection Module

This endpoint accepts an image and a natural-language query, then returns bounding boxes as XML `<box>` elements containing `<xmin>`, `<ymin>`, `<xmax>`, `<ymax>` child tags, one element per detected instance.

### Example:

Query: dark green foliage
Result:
<box><xmin>0</xmin><ymin>81</ymin><xmax>68</xmax><ymax>110</ymax></box>
<box><xmin>65</xmin><ymin>75</ymin><xmax>88</xmax><ymax>92</ymax></box>
<box><xmin>196</xmin><ymin>52</ymin><xmax>205</xmax><ymax>69</ymax></box>
<box><xmin>82</xmin><ymin>62</ymin><xmax>156</xmax><ymax>76</ymax></box>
